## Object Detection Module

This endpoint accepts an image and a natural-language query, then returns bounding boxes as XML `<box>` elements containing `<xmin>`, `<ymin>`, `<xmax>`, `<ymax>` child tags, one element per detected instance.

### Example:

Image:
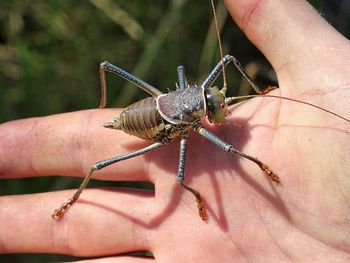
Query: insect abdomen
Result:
<box><xmin>119</xmin><ymin>97</ymin><xmax>165</xmax><ymax>141</ymax></box>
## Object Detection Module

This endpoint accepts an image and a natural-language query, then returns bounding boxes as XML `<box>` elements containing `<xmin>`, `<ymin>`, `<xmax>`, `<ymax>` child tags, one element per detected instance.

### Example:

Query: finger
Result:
<box><xmin>224</xmin><ymin>0</ymin><xmax>350</xmax><ymax>90</ymax></box>
<box><xmin>0</xmin><ymin>110</ymin><xmax>157</xmax><ymax>181</ymax></box>
<box><xmin>0</xmin><ymin>189</ymin><xmax>154</xmax><ymax>256</ymax></box>
<box><xmin>76</xmin><ymin>256</ymin><xmax>154</xmax><ymax>262</ymax></box>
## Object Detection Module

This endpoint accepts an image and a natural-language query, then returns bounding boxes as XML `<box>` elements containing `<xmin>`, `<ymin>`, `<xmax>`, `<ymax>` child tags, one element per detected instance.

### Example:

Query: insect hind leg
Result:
<box><xmin>52</xmin><ymin>142</ymin><xmax>164</xmax><ymax>219</ymax></box>
<box><xmin>98</xmin><ymin>61</ymin><xmax>163</xmax><ymax>108</ymax></box>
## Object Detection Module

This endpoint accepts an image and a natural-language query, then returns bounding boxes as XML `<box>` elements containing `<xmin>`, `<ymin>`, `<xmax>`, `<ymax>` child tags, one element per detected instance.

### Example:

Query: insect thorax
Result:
<box><xmin>157</xmin><ymin>84</ymin><xmax>205</xmax><ymax>124</ymax></box>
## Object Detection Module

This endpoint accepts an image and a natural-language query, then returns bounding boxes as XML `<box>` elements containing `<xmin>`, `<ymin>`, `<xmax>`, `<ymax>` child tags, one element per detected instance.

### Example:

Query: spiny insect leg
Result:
<box><xmin>99</xmin><ymin>61</ymin><xmax>163</xmax><ymax>108</ymax></box>
<box><xmin>202</xmin><ymin>55</ymin><xmax>272</xmax><ymax>95</ymax></box>
<box><xmin>177</xmin><ymin>65</ymin><xmax>188</xmax><ymax>90</ymax></box>
<box><xmin>99</xmin><ymin>62</ymin><xmax>108</xmax><ymax>108</ymax></box>
<box><xmin>194</xmin><ymin>123</ymin><xmax>280</xmax><ymax>183</ymax></box>
<box><xmin>52</xmin><ymin>142</ymin><xmax>164</xmax><ymax>219</ymax></box>
<box><xmin>176</xmin><ymin>134</ymin><xmax>207</xmax><ymax>220</ymax></box>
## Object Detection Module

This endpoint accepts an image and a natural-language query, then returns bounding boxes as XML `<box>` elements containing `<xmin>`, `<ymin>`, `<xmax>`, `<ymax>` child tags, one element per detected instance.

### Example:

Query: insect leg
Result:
<box><xmin>99</xmin><ymin>61</ymin><xmax>163</xmax><ymax>108</ymax></box>
<box><xmin>177</xmin><ymin>65</ymin><xmax>188</xmax><ymax>90</ymax></box>
<box><xmin>52</xmin><ymin>142</ymin><xmax>164</xmax><ymax>219</ymax></box>
<box><xmin>194</xmin><ymin>123</ymin><xmax>280</xmax><ymax>183</ymax></box>
<box><xmin>176</xmin><ymin>133</ymin><xmax>207</xmax><ymax>220</ymax></box>
<box><xmin>202</xmin><ymin>55</ymin><xmax>271</xmax><ymax>95</ymax></box>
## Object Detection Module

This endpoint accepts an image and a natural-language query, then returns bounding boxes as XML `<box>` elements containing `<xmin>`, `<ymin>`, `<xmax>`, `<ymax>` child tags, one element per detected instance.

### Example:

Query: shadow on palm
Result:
<box><xmin>84</xmin><ymin>95</ymin><xmax>294</xmax><ymax>230</ymax></box>
<box><xmin>91</xmin><ymin>84</ymin><xmax>348</xmax><ymax>234</ymax></box>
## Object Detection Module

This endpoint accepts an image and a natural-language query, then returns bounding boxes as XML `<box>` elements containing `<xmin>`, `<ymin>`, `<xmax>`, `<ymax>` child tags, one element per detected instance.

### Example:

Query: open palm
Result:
<box><xmin>1</xmin><ymin>0</ymin><xmax>350</xmax><ymax>262</ymax></box>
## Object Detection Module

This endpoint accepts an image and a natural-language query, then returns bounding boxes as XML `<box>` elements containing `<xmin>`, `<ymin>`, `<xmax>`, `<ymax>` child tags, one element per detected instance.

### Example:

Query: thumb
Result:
<box><xmin>224</xmin><ymin>0</ymin><xmax>350</xmax><ymax>92</ymax></box>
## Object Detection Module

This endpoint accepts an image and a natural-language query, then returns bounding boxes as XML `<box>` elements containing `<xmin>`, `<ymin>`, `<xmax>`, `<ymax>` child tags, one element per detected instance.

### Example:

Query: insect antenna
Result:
<box><xmin>210</xmin><ymin>0</ymin><xmax>227</xmax><ymax>95</ymax></box>
<box><xmin>225</xmin><ymin>94</ymin><xmax>350</xmax><ymax>123</ymax></box>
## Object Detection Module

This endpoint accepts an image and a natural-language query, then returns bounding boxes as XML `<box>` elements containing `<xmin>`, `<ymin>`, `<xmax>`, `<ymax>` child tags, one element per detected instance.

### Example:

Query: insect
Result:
<box><xmin>52</xmin><ymin>0</ymin><xmax>350</xmax><ymax>221</ymax></box>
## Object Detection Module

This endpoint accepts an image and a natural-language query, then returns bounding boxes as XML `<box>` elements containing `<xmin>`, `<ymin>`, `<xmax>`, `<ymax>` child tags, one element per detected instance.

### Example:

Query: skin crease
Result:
<box><xmin>1</xmin><ymin>0</ymin><xmax>350</xmax><ymax>262</ymax></box>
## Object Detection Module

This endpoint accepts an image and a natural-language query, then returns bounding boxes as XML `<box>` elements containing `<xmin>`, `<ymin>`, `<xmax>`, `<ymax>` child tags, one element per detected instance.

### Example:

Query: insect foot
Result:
<box><xmin>52</xmin><ymin>167</ymin><xmax>98</xmax><ymax>219</ymax></box>
<box><xmin>259</xmin><ymin>85</ymin><xmax>277</xmax><ymax>95</ymax></box>
<box><xmin>51</xmin><ymin>197</ymin><xmax>76</xmax><ymax>219</ymax></box>
<box><xmin>238</xmin><ymin>153</ymin><xmax>280</xmax><ymax>183</ymax></box>
<box><xmin>260</xmin><ymin>163</ymin><xmax>280</xmax><ymax>183</ymax></box>
<box><xmin>180</xmin><ymin>182</ymin><xmax>207</xmax><ymax>221</ymax></box>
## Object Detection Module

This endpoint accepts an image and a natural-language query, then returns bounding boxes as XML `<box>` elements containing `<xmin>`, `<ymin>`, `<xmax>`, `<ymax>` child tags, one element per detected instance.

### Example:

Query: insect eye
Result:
<box><xmin>220</xmin><ymin>102</ymin><xmax>226</xmax><ymax>109</ymax></box>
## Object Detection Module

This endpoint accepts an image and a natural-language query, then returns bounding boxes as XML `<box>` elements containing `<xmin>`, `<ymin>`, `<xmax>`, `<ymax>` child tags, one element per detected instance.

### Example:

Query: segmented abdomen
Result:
<box><xmin>119</xmin><ymin>97</ymin><xmax>165</xmax><ymax>141</ymax></box>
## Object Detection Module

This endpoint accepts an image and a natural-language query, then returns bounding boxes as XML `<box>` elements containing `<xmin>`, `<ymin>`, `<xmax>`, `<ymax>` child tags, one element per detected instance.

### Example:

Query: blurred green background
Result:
<box><xmin>0</xmin><ymin>0</ymin><xmax>349</xmax><ymax>261</ymax></box>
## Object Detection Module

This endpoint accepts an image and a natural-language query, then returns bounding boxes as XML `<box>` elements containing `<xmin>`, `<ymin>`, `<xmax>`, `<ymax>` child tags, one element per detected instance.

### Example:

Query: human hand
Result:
<box><xmin>1</xmin><ymin>0</ymin><xmax>350</xmax><ymax>261</ymax></box>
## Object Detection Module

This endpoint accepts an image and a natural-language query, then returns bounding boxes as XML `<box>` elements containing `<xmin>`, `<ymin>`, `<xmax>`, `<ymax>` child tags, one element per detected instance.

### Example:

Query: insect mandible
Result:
<box><xmin>52</xmin><ymin>0</ymin><xmax>350</xmax><ymax>221</ymax></box>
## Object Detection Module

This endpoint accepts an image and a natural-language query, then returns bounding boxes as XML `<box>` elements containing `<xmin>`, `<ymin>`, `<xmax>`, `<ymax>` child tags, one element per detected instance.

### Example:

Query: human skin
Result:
<box><xmin>1</xmin><ymin>0</ymin><xmax>350</xmax><ymax>262</ymax></box>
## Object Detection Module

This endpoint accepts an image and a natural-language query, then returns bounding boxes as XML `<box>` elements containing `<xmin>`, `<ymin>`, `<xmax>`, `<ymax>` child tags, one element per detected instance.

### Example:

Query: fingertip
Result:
<box><xmin>0</xmin><ymin>110</ymin><xmax>139</xmax><ymax>179</ymax></box>
<box><xmin>0</xmin><ymin>190</ymin><xmax>154</xmax><ymax>255</ymax></box>
<box><xmin>224</xmin><ymin>0</ymin><xmax>350</xmax><ymax>77</ymax></box>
